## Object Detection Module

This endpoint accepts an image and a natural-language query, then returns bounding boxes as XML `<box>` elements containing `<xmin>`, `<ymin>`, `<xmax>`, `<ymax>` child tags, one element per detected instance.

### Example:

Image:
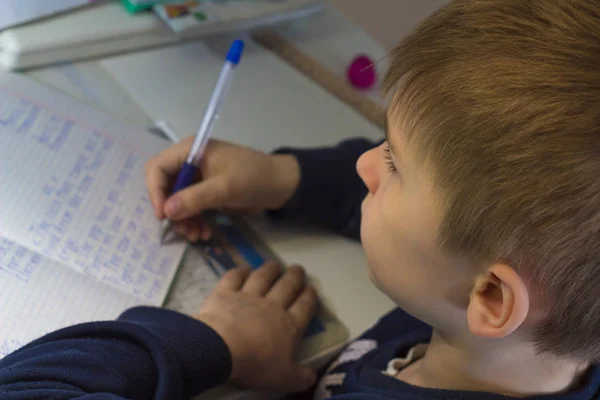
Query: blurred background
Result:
<box><xmin>331</xmin><ymin>0</ymin><xmax>452</xmax><ymax>49</ymax></box>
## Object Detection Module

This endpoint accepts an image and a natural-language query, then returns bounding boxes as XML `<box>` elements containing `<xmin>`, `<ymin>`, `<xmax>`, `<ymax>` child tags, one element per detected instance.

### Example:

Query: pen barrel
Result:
<box><xmin>188</xmin><ymin>61</ymin><xmax>237</xmax><ymax>165</ymax></box>
<box><xmin>173</xmin><ymin>162</ymin><xmax>199</xmax><ymax>193</ymax></box>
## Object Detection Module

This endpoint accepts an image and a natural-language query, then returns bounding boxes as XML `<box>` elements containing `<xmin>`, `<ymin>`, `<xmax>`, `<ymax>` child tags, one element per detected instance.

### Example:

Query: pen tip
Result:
<box><xmin>160</xmin><ymin>220</ymin><xmax>172</xmax><ymax>244</ymax></box>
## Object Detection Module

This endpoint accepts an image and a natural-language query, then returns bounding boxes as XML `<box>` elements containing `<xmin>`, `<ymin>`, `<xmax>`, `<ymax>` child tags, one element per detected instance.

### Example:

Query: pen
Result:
<box><xmin>160</xmin><ymin>39</ymin><xmax>245</xmax><ymax>243</ymax></box>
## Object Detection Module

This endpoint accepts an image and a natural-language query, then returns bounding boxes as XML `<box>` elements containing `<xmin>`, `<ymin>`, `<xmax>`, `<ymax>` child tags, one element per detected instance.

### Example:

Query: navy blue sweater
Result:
<box><xmin>1</xmin><ymin>139</ymin><xmax>599</xmax><ymax>399</ymax></box>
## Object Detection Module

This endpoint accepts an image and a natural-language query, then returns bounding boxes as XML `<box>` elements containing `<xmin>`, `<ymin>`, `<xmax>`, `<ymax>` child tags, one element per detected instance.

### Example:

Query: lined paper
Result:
<box><xmin>0</xmin><ymin>72</ymin><xmax>187</xmax><ymax>304</ymax></box>
<box><xmin>0</xmin><ymin>235</ymin><xmax>141</xmax><ymax>358</ymax></box>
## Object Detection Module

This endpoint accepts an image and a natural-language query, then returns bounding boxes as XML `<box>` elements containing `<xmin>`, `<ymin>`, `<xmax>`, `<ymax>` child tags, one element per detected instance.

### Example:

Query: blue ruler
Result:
<box><xmin>207</xmin><ymin>215</ymin><xmax>325</xmax><ymax>337</ymax></box>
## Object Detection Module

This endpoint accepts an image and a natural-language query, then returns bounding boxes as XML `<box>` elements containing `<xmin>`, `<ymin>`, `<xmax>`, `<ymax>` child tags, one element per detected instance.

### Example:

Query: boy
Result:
<box><xmin>2</xmin><ymin>0</ymin><xmax>600</xmax><ymax>398</ymax></box>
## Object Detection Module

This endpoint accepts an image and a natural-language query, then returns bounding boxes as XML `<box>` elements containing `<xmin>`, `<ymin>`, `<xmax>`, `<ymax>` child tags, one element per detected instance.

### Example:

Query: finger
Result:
<box><xmin>172</xmin><ymin>218</ymin><xmax>211</xmax><ymax>242</ymax></box>
<box><xmin>173</xmin><ymin>219</ymin><xmax>206</xmax><ymax>242</ymax></box>
<box><xmin>288</xmin><ymin>286</ymin><xmax>318</xmax><ymax>331</ymax></box>
<box><xmin>200</xmin><ymin>225</ymin><xmax>213</xmax><ymax>241</ymax></box>
<box><xmin>164</xmin><ymin>177</ymin><xmax>230</xmax><ymax>221</ymax></box>
<box><xmin>185</xmin><ymin>224</ymin><xmax>203</xmax><ymax>243</ymax></box>
<box><xmin>187</xmin><ymin>223</ymin><xmax>213</xmax><ymax>242</ymax></box>
<box><xmin>241</xmin><ymin>261</ymin><xmax>282</xmax><ymax>296</ymax></box>
<box><xmin>173</xmin><ymin>220</ymin><xmax>202</xmax><ymax>242</ymax></box>
<box><xmin>145</xmin><ymin>138</ymin><xmax>193</xmax><ymax>219</ymax></box>
<box><xmin>173</xmin><ymin>222</ymin><xmax>189</xmax><ymax>238</ymax></box>
<box><xmin>146</xmin><ymin>173</ymin><xmax>167</xmax><ymax>220</ymax></box>
<box><xmin>266</xmin><ymin>265</ymin><xmax>306</xmax><ymax>308</ymax></box>
<box><xmin>218</xmin><ymin>266</ymin><xmax>251</xmax><ymax>292</ymax></box>
<box><xmin>186</xmin><ymin>216</ymin><xmax>212</xmax><ymax>241</ymax></box>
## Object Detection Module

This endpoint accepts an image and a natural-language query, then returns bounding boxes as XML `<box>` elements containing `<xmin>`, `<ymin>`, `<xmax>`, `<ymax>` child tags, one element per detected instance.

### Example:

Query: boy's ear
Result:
<box><xmin>467</xmin><ymin>263</ymin><xmax>530</xmax><ymax>338</ymax></box>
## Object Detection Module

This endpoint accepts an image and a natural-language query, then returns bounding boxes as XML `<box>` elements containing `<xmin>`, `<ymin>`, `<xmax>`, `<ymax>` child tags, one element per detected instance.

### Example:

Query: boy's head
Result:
<box><xmin>357</xmin><ymin>0</ymin><xmax>600</xmax><ymax>363</ymax></box>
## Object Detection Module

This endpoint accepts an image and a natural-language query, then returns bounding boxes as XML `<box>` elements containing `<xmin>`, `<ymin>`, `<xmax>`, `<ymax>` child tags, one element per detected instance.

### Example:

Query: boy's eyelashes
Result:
<box><xmin>384</xmin><ymin>142</ymin><xmax>397</xmax><ymax>173</ymax></box>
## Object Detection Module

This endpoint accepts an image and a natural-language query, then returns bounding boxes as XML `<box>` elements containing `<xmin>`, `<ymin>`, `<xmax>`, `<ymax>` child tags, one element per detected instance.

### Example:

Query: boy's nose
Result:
<box><xmin>356</xmin><ymin>145</ymin><xmax>381</xmax><ymax>194</ymax></box>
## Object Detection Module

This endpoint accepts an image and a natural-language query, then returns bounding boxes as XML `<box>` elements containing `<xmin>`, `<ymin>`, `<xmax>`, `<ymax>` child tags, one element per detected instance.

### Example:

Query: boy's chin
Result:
<box><xmin>364</xmin><ymin>260</ymin><xmax>401</xmax><ymax>303</ymax></box>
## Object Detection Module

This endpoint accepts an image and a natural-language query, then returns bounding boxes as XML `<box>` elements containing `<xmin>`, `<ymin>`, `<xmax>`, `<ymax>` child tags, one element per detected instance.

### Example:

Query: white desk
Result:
<box><xmin>25</xmin><ymin>4</ymin><xmax>397</xmax><ymax>398</ymax></box>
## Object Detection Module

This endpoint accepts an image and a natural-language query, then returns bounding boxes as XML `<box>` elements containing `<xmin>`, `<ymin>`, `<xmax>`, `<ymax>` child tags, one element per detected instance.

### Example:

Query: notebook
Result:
<box><xmin>0</xmin><ymin>71</ymin><xmax>188</xmax><ymax>357</ymax></box>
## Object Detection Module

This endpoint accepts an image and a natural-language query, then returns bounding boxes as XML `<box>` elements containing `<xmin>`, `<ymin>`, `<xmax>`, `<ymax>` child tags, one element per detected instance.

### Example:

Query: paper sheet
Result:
<box><xmin>0</xmin><ymin>236</ymin><xmax>141</xmax><ymax>358</ymax></box>
<box><xmin>0</xmin><ymin>72</ymin><xmax>186</xmax><ymax>304</ymax></box>
<box><xmin>0</xmin><ymin>0</ymin><xmax>94</xmax><ymax>31</ymax></box>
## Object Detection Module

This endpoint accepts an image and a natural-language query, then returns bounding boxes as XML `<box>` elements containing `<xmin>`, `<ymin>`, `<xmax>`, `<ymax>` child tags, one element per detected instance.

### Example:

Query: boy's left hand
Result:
<box><xmin>195</xmin><ymin>262</ymin><xmax>318</xmax><ymax>393</ymax></box>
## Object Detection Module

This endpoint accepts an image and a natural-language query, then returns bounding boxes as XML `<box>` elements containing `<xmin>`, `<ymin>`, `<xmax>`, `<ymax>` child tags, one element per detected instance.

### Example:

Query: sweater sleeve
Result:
<box><xmin>0</xmin><ymin>307</ymin><xmax>231</xmax><ymax>400</ymax></box>
<box><xmin>268</xmin><ymin>138</ymin><xmax>378</xmax><ymax>240</ymax></box>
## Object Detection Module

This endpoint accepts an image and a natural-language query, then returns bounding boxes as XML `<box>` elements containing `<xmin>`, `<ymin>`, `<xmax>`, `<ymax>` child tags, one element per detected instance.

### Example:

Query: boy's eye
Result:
<box><xmin>384</xmin><ymin>142</ymin><xmax>397</xmax><ymax>173</ymax></box>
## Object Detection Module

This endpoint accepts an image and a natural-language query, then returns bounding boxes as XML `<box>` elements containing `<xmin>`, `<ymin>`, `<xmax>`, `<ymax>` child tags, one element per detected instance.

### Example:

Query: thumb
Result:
<box><xmin>284</xmin><ymin>366</ymin><xmax>317</xmax><ymax>392</ymax></box>
<box><xmin>164</xmin><ymin>177</ymin><xmax>230</xmax><ymax>220</ymax></box>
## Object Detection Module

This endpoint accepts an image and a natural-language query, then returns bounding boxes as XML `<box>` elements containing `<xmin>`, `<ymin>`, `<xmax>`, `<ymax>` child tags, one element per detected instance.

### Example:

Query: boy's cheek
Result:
<box><xmin>360</xmin><ymin>203</ymin><xmax>400</xmax><ymax>291</ymax></box>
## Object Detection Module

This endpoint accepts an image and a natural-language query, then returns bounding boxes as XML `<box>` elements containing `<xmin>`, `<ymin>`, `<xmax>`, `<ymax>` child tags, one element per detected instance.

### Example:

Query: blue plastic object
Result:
<box><xmin>226</xmin><ymin>39</ymin><xmax>245</xmax><ymax>65</ymax></box>
<box><xmin>173</xmin><ymin>162</ymin><xmax>199</xmax><ymax>193</ymax></box>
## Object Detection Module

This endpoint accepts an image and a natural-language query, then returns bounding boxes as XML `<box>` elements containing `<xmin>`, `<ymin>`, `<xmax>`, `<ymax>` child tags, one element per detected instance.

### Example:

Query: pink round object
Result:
<box><xmin>347</xmin><ymin>55</ymin><xmax>376</xmax><ymax>90</ymax></box>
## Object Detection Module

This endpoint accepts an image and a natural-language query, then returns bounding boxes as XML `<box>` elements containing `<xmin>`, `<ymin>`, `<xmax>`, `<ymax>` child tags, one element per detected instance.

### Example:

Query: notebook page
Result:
<box><xmin>0</xmin><ymin>236</ymin><xmax>142</xmax><ymax>359</ymax></box>
<box><xmin>0</xmin><ymin>72</ymin><xmax>186</xmax><ymax>305</ymax></box>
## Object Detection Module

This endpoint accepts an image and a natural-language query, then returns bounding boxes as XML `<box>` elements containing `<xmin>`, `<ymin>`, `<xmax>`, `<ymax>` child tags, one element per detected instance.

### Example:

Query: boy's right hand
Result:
<box><xmin>145</xmin><ymin>138</ymin><xmax>300</xmax><ymax>241</ymax></box>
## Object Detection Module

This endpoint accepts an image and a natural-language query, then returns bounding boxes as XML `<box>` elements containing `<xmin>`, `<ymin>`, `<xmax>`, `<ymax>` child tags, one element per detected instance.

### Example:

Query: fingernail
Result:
<box><xmin>165</xmin><ymin>198</ymin><xmax>182</xmax><ymax>218</ymax></box>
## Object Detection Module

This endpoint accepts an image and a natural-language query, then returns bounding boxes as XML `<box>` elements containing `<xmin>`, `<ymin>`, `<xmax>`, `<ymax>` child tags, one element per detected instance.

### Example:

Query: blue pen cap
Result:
<box><xmin>226</xmin><ymin>39</ymin><xmax>245</xmax><ymax>65</ymax></box>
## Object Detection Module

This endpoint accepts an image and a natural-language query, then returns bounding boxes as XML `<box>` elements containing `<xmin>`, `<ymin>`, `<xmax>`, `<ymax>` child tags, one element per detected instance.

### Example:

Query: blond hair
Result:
<box><xmin>385</xmin><ymin>0</ymin><xmax>600</xmax><ymax>361</ymax></box>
